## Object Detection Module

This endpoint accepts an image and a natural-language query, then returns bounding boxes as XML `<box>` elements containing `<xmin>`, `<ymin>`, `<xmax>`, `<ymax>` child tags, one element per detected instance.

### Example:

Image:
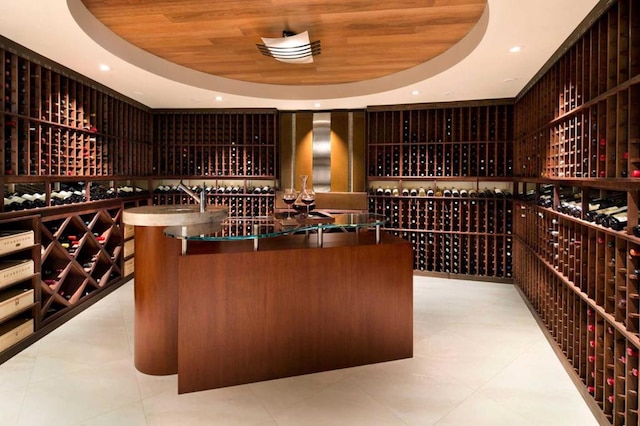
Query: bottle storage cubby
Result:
<box><xmin>514</xmin><ymin>2</ymin><xmax>640</xmax><ymax>423</ymax></box>
<box><xmin>2</xmin><ymin>179</ymin><xmax>150</xmax><ymax>213</ymax></box>
<box><xmin>152</xmin><ymin>111</ymin><xmax>278</xmax><ymax>178</ymax></box>
<box><xmin>368</xmin><ymin>184</ymin><xmax>513</xmax><ymax>277</ymax></box>
<box><xmin>367</xmin><ymin>105</ymin><xmax>514</xmax><ymax>178</ymax></box>
<box><xmin>39</xmin><ymin>205</ymin><xmax>123</xmax><ymax>324</ymax></box>
<box><xmin>0</xmin><ymin>215</ymin><xmax>39</xmax><ymax>355</ymax></box>
<box><xmin>152</xmin><ymin>181</ymin><xmax>276</xmax><ymax>218</ymax></box>
<box><xmin>366</xmin><ymin>103</ymin><xmax>514</xmax><ymax>278</ymax></box>
<box><xmin>514</xmin><ymin>236</ymin><xmax>640</xmax><ymax>425</ymax></box>
<box><xmin>0</xmin><ymin>42</ymin><xmax>153</xmax><ymax>179</ymax></box>
<box><xmin>514</xmin><ymin>0</ymin><xmax>640</xmax><ymax>180</ymax></box>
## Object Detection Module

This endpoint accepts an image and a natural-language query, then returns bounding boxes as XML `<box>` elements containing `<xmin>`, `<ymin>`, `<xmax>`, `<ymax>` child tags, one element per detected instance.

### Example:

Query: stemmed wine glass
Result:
<box><xmin>301</xmin><ymin>187</ymin><xmax>316</xmax><ymax>215</ymax></box>
<box><xmin>282</xmin><ymin>188</ymin><xmax>297</xmax><ymax>218</ymax></box>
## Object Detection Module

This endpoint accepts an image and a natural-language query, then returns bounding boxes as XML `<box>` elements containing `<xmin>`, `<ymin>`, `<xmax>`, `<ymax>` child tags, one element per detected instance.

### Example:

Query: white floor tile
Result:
<box><xmin>0</xmin><ymin>277</ymin><xmax>598</xmax><ymax>425</ymax></box>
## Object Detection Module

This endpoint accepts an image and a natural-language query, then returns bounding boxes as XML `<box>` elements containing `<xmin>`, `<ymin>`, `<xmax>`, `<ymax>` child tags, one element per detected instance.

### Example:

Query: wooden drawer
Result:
<box><xmin>124</xmin><ymin>224</ymin><xmax>134</xmax><ymax>240</ymax></box>
<box><xmin>0</xmin><ymin>260</ymin><xmax>34</xmax><ymax>290</ymax></box>
<box><xmin>0</xmin><ymin>230</ymin><xmax>34</xmax><ymax>256</ymax></box>
<box><xmin>0</xmin><ymin>317</ymin><xmax>33</xmax><ymax>353</ymax></box>
<box><xmin>0</xmin><ymin>288</ymin><xmax>34</xmax><ymax>322</ymax></box>
<box><xmin>124</xmin><ymin>239</ymin><xmax>135</xmax><ymax>258</ymax></box>
<box><xmin>124</xmin><ymin>257</ymin><xmax>135</xmax><ymax>276</ymax></box>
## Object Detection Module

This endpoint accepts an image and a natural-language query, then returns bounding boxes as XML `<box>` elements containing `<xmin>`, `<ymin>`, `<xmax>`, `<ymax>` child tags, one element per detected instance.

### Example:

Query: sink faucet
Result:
<box><xmin>176</xmin><ymin>180</ymin><xmax>206</xmax><ymax>212</ymax></box>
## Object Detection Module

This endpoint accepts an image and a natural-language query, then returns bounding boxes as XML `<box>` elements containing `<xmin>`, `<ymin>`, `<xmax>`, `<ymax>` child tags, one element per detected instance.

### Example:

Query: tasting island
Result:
<box><xmin>123</xmin><ymin>208</ymin><xmax>413</xmax><ymax>394</ymax></box>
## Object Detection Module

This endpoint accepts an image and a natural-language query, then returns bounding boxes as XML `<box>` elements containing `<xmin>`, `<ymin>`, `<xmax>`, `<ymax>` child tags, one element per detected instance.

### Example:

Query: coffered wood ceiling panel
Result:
<box><xmin>79</xmin><ymin>0</ymin><xmax>487</xmax><ymax>85</ymax></box>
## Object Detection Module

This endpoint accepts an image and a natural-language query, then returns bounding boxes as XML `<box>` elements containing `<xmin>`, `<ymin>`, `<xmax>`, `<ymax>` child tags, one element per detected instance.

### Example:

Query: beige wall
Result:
<box><xmin>279</xmin><ymin>110</ymin><xmax>366</xmax><ymax>192</ymax></box>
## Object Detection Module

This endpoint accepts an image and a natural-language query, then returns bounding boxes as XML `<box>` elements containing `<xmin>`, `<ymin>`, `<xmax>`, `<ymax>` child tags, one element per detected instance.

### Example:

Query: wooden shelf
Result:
<box><xmin>365</xmin><ymin>103</ymin><xmax>515</xmax><ymax>278</ymax></box>
<box><xmin>152</xmin><ymin>111</ymin><xmax>278</xmax><ymax>178</ymax></box>
<box><xmin>514</xmin><ymin>1</ymin><xmax>640</xmax><ymax>424</ymax></box>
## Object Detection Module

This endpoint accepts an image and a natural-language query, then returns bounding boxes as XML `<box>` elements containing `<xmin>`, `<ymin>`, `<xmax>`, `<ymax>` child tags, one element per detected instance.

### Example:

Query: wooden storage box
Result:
<box><xmin>124</xmin><ymin>257</ymin><xmax>135</xmax><ymax>276</ymax></box>
<box><xmin>0</xmin><ymin>317</ymin><xmax>33</xmax><ymax>353</ymax></box>
<box><xmin>0</xmin><ymin>230</ymin><xmax>34</xmax><ymax>256</ymax></box>
<box><xmin>124</xmin><ymin>239</ymin><xmax>135</xmax><ymax>258</ymax></box>
<box><xmin>0</xmin><ymin>260</ymin><xmax>34</xmax><ymax>290</ymax></box>
<box><xmin>0</xmin><ymin>288</ymin><xmax>34</xmax><ymax>322</ymax></box>
<box><xmin>124</xmin><ymin>224</ymin><xmax>134</xmax><ymax>240</ymax></box>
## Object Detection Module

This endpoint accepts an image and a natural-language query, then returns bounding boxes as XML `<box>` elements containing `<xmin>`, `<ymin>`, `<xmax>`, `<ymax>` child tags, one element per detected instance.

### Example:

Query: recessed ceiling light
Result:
<box><xmin>411</xmin><ymin>90</ymin><xmax>420</xmax><ymax>96</ymax></box>
<box><xmin>509</xmin><ymin>46</ymin><xmax>521</xmax><ymax>53</ymax></box>
<box><xmin>215</xmin><ymin>96</ymin><xmax>223</xmax><ymax>101</ymax></box>
<box><xmin>99</xmin><ymin>64</ymin><xmax>111</xmax><ymax>71</ymax></box>
<box><xmin>314</xmin><ymin>103</ymin><xmax>321</xmax><ymax>108</ymax></box>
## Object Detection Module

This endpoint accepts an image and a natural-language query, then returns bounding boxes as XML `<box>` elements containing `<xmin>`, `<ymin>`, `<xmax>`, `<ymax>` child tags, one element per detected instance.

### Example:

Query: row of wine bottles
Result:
<box><xmin>394</xmin><ymin>230</ymin><xmax>513</xmax><ymax>277</ymax></box>
<box><xmin>153</xmin><ymin>184</ymin><xmax>276</xmax><ymax>195</ymax></box>
<box><xmin>535</xmin><ymin>190</ymin><xmax>636</xmax><ymax>233</ymax></box>
<box><xmin>3</xmin><ymin>185</ymin><xmax>148</xmax><ymax>211</ymax></box>
<box><xmin>370</xmin><ymin>197</ymin><xmax>513</xmax><ymax>234</ymax></box>
<box><xmin>370</xmin><ymin>186</ymin><xmax>512</xmax><ymax>198</ymax></box>
<box><xmin>368</xmin><ymin>142</ymin><xmax>513</xmax><ymax>178</ymax></box>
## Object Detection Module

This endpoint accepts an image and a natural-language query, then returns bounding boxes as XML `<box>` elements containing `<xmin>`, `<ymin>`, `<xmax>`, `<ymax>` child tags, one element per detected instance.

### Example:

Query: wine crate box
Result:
<box><xmin>124</xmin><ymin>224</ymin><xmax>134</xmax><ymax>240</ymax></box>
<box><xmin>0</xmin><ymin>260</ymin><xmax>34</xmax><ymax>290</ymax></box>
<box><xmin>123</xmin><ymin>239</ymin><xmax>135</xmax><ymax>258</ymax></box>
<box><xmin>0</xmin><ymin>230</ymin><xmax>34</xmax><ymax>256</ymax></box>
<box><xmin>0</xmin><ymin>288</ymin><xmax>34</xmax><ymax>322</ymax></box>
<box><xmin>0</xmin><ymin>317</ymin><xmax>33</xmax><ymax>352</ymax></box>
<box><xmin>124</xmin><ymin>257</ymin><xmax>135</xmax><ymax>276</ymax></box>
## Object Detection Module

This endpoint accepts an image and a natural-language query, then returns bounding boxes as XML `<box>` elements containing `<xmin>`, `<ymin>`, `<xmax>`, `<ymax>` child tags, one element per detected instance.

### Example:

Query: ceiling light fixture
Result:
<box><xmin>509</xmin><ymin>46</ymin><xmax>521</xmax><ymax>53</ymax></box>
<box><xmin>215</xmin><ymin>96</ymin><xmax>223</xmax><ymax>101</ymax></box>
<box><xmin>99</xmin><ymin>64</ymin><xmax>111</xmax><ymax>71</ymax></box>
<box><xmin>411</xmin><ymin>90</ymin><xmax>420</xmax><ymax>95</ymax></box>
<box><xmin>257</xmin><ymin>31</ymin><xmax>321</xmax><ymax>64</ymax></box>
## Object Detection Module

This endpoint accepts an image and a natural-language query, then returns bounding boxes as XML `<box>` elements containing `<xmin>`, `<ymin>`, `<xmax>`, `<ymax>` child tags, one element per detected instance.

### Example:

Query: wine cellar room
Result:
<box><xmin>0</xmin><ymin>0</ymin><xmax>637</xmax><ymax>424</ymax></box>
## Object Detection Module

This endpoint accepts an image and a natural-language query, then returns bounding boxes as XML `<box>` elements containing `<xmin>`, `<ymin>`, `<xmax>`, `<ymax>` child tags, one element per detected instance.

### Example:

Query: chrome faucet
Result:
<box><xmin>176</xmin><ymin>180</ymin><xmax>206</xmax><ymax>212</ymax></box>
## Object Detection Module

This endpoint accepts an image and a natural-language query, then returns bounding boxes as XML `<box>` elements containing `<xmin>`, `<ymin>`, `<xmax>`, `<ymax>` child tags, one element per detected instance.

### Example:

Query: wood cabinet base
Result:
<box><xmin>133</xmin><ymin>226</ymin><xmax>181</xmax><ymax>375</ymax></box>
<box><xmin>177</xmin><ymin>232</ymin><xmax>413</xmax><ymax>394</ymax></box>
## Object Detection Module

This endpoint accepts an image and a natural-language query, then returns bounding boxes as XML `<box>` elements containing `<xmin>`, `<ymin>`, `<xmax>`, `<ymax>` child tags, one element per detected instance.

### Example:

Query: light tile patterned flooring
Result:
<box><xmin>0</xmin><ymin>276</ymin><xmax>599</xmax><ymax>425</ymax></box>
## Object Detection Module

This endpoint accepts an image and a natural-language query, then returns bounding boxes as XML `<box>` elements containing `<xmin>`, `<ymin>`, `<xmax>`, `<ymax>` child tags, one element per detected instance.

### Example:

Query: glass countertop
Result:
<box><xmin>163</xmin><ymin>212</ymin><xmax>387</xmax><ymax>241</ymax></box>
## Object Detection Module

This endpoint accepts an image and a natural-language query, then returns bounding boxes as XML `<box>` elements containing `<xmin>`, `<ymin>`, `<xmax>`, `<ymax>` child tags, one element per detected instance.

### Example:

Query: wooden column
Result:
<box><xmin>133</xmin><ymin>226</ymin><xmax>182</xmax><ymax>375</ymax></box>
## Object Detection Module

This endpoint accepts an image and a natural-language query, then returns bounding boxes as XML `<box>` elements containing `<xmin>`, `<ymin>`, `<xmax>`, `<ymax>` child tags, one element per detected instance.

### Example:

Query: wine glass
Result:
<box><xmin>301</xmin><ymin>187</ymin><xmax>316</xmax><ymax>215</ymax></box>
<box><xmin>282</xmin><ymin>188</ymin><xmax>297</xmax><ymax>218</ymax></box>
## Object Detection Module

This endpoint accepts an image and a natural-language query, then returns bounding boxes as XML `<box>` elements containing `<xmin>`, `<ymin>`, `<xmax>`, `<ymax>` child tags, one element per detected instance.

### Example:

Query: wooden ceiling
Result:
<box><xmin>80</xmin><ymin>0</ymin><xmax>487</xmax><ymax>86</ymax></box>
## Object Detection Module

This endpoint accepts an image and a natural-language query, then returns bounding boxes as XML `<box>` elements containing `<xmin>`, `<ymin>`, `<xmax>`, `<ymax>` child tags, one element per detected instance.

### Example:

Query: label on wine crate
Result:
<box><xmin>124</xmin><ymin>224</ymin><xmax>134</xmax><ymax>240</ymax></box>
<box><xmin>123</xmin><ymin>239</ymin><xmax>135</xmax><ymax>258</ymax></box>
<box><xmin>0</xmin><ymin>317</ymin><xmax>33</xmax><ymax>353</ymax></box>
<box><xmin>0</xmin><ymin>230</ymin><xmax>34</xmax><ymax>256</ymax></box>
<box><xmin>124</xmin><ymin>257</ymin><xmax>135</xmax><ymax>276</ymax></box>
<box><xmin>0</xmin><ymin>288</ymin><xmax>34</xmax><ymax>322</ymax></box>
<box><xmin>0</xmin><ymin>260</ymin><xmax>34</xmax><ymax>290</ymax></box>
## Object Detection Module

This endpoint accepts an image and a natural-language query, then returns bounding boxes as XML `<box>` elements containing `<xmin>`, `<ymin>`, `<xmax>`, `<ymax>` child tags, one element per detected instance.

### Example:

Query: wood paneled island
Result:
<box><xmin>125</xmin><ymin>211</ymin><xmax>414</xmax><ymax>394</ymax></box>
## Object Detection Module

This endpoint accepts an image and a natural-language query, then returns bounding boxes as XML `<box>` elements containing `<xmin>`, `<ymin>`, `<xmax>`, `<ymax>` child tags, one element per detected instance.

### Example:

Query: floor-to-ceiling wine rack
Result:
<box><xmin>514</xmin><ymin>0</ymin><xmax>640</xmax><ymax>423</ymax></box>
<box><xmin>366</xmin><ymin>103</ymin><xmax>514</xmax><ymax>279</ymax></box>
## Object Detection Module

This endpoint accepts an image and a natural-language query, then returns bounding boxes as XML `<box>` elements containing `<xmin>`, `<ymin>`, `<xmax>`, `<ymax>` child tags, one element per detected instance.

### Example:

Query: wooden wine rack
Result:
<box><xmin>39</xmin><ymin>204</ymin><xmax>124</xmax><ymax>325</ymax></box>
<box><xmin>514</xmin><ymin>1</ymin><xmax>640</xmax><ymax>424</ymax></box>
<box><xmin>366</xmin><ymin>102</ymin><xmax>514</xmax><ymax>279</ymax></box>
<box><xmin>152</xmin><ymin>110</ymin><xmax>278</xmax><ymax>178</ymax></box>
<box><xmin>0</xmin><ymin>41</ymin><xmax>153</xmax><ymax>179</ymax></box>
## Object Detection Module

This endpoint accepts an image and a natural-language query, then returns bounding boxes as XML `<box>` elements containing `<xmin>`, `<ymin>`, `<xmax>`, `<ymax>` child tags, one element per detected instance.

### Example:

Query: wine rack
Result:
<box><xmin>0</xmin><ymin>41</ymin><xmax>153</xmax><ymax>179</ymax></box>
<box><xmin>514</xmin><ymin>1</ymin><xmax>640</xmax><ymax>424</ymax></box>
<box><xmin>515</xmin><ymin>0</ymin><xmax>640</xmax><ymax>180</ymax></box>
<box><xmin>152</xmin><ymin>183</ymin><xmax>275</xmax><ymax>218</ymax></box>
<box><xmin>152</xmin><ymin>111</ymin><xmax>278</xmax><ymax>178</ymax></box>
<box><xmin>0</xmin><ymin>215</ymin><xmax>39</xmax><ymax>356</ymax></box>
<box><xmin>366</xmin><ymin>103</ymin><xmax>514</xmax><ymax>279</ymax></box>
<box><xmin>39</xmin><ymin>204</ymin><xmax>124</xmax><ymax>325</ymax></box>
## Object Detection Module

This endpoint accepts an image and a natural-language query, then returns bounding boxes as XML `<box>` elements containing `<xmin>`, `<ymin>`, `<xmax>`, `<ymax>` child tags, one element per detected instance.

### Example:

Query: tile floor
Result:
<box><xmin>0</xmin><ymin>276</ymin><xmax>599</xmax><ymax>426</ymax></box>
